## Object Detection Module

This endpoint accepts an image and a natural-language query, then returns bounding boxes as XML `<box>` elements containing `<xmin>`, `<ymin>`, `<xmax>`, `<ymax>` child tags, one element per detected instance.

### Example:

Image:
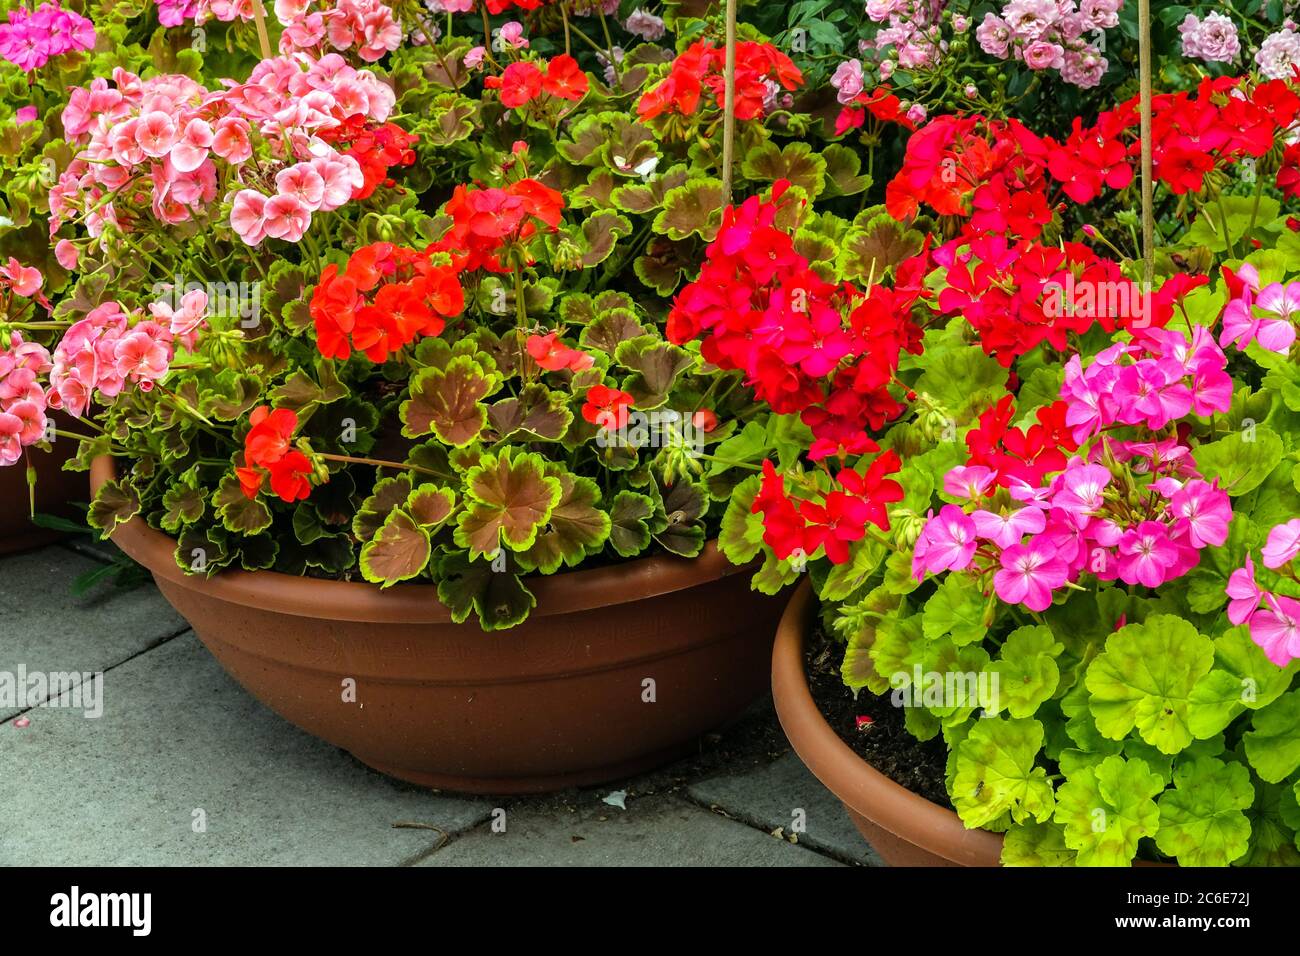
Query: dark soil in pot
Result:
<box><xmin>803</xmin><ymin>627</ymin><xmax>952</xmax><ymax>810</ymax></box>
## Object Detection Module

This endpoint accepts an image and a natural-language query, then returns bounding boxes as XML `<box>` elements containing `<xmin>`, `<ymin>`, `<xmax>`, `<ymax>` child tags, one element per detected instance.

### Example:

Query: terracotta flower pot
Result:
<box><xmin>771</xmin><ymin>580</ymin><xmax>1004</xmax><ymax>866</ymax></box>
<box><xmin>90</xmin><ymin>456</ymin><xmax>785</xmax><ymax>794</ymax></box>
<box><xmin>0</xmin><ymin>421</ymin><xmax>87</xmax><ymax>556</ymax></box>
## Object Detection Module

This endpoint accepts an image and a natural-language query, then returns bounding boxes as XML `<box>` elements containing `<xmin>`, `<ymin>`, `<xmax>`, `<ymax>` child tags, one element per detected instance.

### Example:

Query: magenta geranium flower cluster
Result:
<box><xmin>0</xmin><ymin>2</ymin><xmax>94</xmax><ymax>72</ymax></box>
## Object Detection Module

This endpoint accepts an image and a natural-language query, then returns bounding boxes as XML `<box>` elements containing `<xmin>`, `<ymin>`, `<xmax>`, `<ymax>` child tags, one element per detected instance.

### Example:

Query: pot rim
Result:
<box><xmin>771</xmin><ymin>579</ymin><xmax>1004</xmax><ymax>866</ymax></box>
<box><xmin>90</xmin><ymin>455</ymin><xmax>745</xmax><ymax>624</ymax></box>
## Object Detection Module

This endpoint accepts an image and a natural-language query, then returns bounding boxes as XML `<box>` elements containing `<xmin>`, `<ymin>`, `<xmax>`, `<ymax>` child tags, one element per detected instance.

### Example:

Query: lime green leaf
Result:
<box><xmin>922</xmin><ymin>573</ymin><xmax>989</xmax><ymax>647</ymax></box>
<box><xmin>821</xmin><ymin>143</ymin><xmax>871</xmax><ymax>197</ymax></box>
<box><xmin>1053</xmin><ymin>755</ymin><xmax>1163</xmax><ymax>866</ymax></box>
<box><xmin>1086</xmin><ymin>615</ymin><xmax>1216</xmax><ymax>753</ymax></box>
<box><xmin>719</xmin><ymin>474</ymin><xmax>764</xmax><ymax>565</ymax></box>
<box><xmin>1243</xmin><ymin>690</ymin><xmax>1300</xmax><ymax>783</ymax></box>
<box><xmin>1188</xmin><ymin>626</ymin><xmax>1298</xmax><ymax>737</ymax></box>
<box><xmin>837</xmin><ymin>208</ymin><xmax>924</xmax><ymax>283</ymax></box>
<box><xmin>1154</xmin><ymin>757</ymin><xmax>1253</xmax><ymax>866</ymax></box>
<box><xmin>840</xmin><ymin>589</ymin><xmax>906</xmax><ymax>695</ymax></box>
<box><xmin>740</xmin><ymin>141</ymin><xmax>826</xmax><ymax>197</ymax></box>
<box><xmin>1001</xmin><ymin>821</ymin><xmax>1076</xmax><ymax>867</ymax></box>
<box><xmin>951</xmin><ymin>717</ymin><xmax>1055</xmax><ymax>829</ymax></box>
<box><xmin>359</xmin><ymin>509</ymin><xmax>430</xmax><ymax>587</ymax></box>
<box><xmin>986</xmin><ymin>625</ymin><xmax>1063</xmax><ymax>719</ymax></box>
<box><xmin>1241</xmin><ymin>783</ymin><xmax>1300</xmax><ymax>866</ymax></box>
<box><xmin>1192</xmin><ymin>426</ymin><xmax>1284</xmax><ymax>497</ymax></box>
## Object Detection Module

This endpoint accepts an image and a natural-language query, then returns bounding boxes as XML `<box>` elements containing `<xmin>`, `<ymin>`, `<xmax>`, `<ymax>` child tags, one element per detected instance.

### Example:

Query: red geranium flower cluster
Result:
<box><xmin>485</xmin><ymin>0</ymin><xmax>545</xmax><ymax>12</ymax></box>
<box><xmin>582</xmin><ymin>384</ymin><xmax>634</xmax><ymax>430</ymax></box>
<box><xmin>235</xmin><ymin>406</ymin><xmax>317</xmax><ymax>503</ymax></box>
<box><xmin>485</xmin><ymin>55</ymin><xmax>589</xmax><ymax>109</ymax></box>
<box><xmin>318</xmin><ymin>118</ymin><xmax>418</xmax><ymax>201</ymax></box>
<box><xmin>430</xmin><ymin>178</ymin><xmax>564</xmax><ymax>273</ymax></box>
<box><xmin>637</xmin><ymin>40</ymin><xmax>803</xmax><ymax>122</ymax></box>
<box><xmin>668</xmin><ymin>181</ymin><xmax>923</xmax><ymax>463</ymax></box>
<box><xmin>752</xmin><ymin>452</ymin><xmax>905</xmax><ymax>566</ymax></box>
<box><xmin>310</xmin><ymin>243</ymin><xmax>464</xmax><ymax>362</ymax></box>
<box><xmin>834</xmin><ymin>86</ymin><xmax>915</xmax><ymax>137</ymax></box>
<box><xmin>1046</xmin><ymin>75</ymin><xmax>1300</xmax><ymax>202</ymax></box>
<box><xmin>964</xmin><ymin>396</ymin><xmax>1079</xmax><ymax>489</ymax></box>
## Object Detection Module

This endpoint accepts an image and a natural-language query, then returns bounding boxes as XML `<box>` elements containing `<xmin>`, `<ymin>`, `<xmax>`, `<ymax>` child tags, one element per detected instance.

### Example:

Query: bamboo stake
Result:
<box><xmin>721</xmin><ymin>0</ymin><xmax>738</xmax><ymax>205</ymax></box>
<box><xmin>1138</xmin><ymin>0</ymin><xmax>1154</xmax><ymax>292</ymax></box>
<box><xmin>251</xmin><ymin>0</ymin><xmax>273</xmax><ymax>60</ymax></box>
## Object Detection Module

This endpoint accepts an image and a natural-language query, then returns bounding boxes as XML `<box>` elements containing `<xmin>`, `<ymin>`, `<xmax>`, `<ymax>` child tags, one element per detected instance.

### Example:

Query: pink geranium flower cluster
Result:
<box><xmin>915</xmin><ymin>455</ymin><xmax>1231</xmax><ymax>612</ymax></box>
<box><xmin>45</xmin><ymin>293</ymin><xmax>209</xmax><ymax>419</ymax></box>
<box><xmin>1060</xmin><ymin>326</ymin><xmax>1233</xmax><ymax>445</ymax></box>
<box><xmin>0</xmin><ymin>331</ymin><xmax>53</xmax><ymax>465</ymax></box>
<box><xmin>275</xmin><ymin>0</ymin><xmax>403</xmax><ymax>63</ymax></box>
<box><xmin>0</xmin><ymin>2</ymin><xmax>94</xmax><ymax>72</ymax></box>
<box><xmin>154</xmin><ymin>0</ymin><xmax>256</xmax><ymax>27</ymax></box>
<box><xmin>865</xmin><ymin>0</ymin><xmax>947</xmax><ymax>72</ymax></box>
<box><xmin>1219</xmin><ymin>263</ymin><xmax>1299</xmax><ymax>356</ymax></box>
<box><xmin>915</xmin><ymin>325</ymin><xmax>1235</xmax><ymax>613</ymax></box>
<box><xmin>1226</xmin><ymin>520</ymin><xmax>1300</xmax><ymax>665</ymax></box>
<box><xmin>49</xmin><ymin>54</ymin><xmax>392</xmax><ymax>247</ymax></box>
<box><xmin>976</xmin><ymin>0</ymin><xmax>1122</xmax><ymax>89</ymax></box>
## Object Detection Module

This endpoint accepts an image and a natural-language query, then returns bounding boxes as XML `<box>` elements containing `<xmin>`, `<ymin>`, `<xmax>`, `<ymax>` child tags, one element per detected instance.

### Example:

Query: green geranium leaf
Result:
<box><xmin>1241</xmin><ymin>783</ymin><xmax>1300</xmax><ymax>866</ymax></box>
<box><xmin>653</xmin><ymin>178</ymin><xmax>724</xmax><ymax>241</ymax></box>
<box><xmin>609</xmin><ymin>165</ymin><xmax>689</xmax><ymax>214</ymax></box>
<box><xmin>607</xmin><ymin>490</ymin><xmax>655</xmax><ymax>558</ymax></box>
<box><xmin>407</xmin><ymin>484</ymin><xmax>455</xmax><ymax>530</ymax></box>
<box><xmin>1001</xmin><ymin>821</ymin><xmax>1076</xmax><ymax>867</ymax></box>
<box><xmin>359</xmin><ymin>509</ymin><xmax>431</xmax><ymax>587</ymax></box>
<box><xmin>740</xmin><ymin>140</ymin><xmax>826</xmax><ymax>197</ymax></box>
<box><xmin>435</xmin><ymin>552</ymin><xmax>536</xmax><ymax>631</ymax></box>
<box><xmin>352</xmin><ymin>475</ymin><xmax>413</xmax><ymax>543</ymax></box>
<box><xmin>1086</xmin><ymin>615</ymin><xmax>1216</xmax><ymax>753</ymax></box>
<box><xmin>160</xmin><ymin>482</ymin><xmax>204</xmax><ymax>533</ymax></box>
<box><xmin>837</xmin><ymin>208</ymin><xmax>924</xmax><ymax>283</ymax></box>
<box><xmin>580</xmin><ymin>308</ymin><xmax>648</xmax><ymax>354</ymax></box>
<box><xmin>1154</xmin><ymin>756</ymin><xmax>1253</xmax><ymax>867</ymax></box>
<box><xmin>213</xmin><ymin>474</ymin><xmax>273</xmax><ymax>535</ymax></box>
<box><xmin>454</xmin><ymin>449</ymin><xmax>563</xmax><ymax>559</ymax></box>
<box><xmin>270</xmin><ymin>363</ymin><xmax>348</xmax><ymax>413</ymax></box>
<box><xmin>1188</xmin><ymin>626</ymin><xmax>1298</xmax><ymax>737</ymax></box>
<box><xmin>634</xmin><ymin>237</ymin><xmax>694</xmax><ymax>295</ymax></box>
<box><xmin>1053</xmin><ymin>755</ymin><xmax>1163</xmax><ymax>867</ymax></box>
<box><xmin>174</xmin><ymin>525</ymin><xmax>232</xmax><ymax>577</ymax></box>
<box><xmin>986</xmin><ymin>625</ymin><xmax>1063</xmax><ymax>719</ymax></box>
<box><xmin>650</xmin><ymin>479</ymin><xmax>707</xmax><ymax>557</ymax></box>
<box><xmin>88</xmin><ymin>478</ymin><xmax>140</xmax><ymax>535</ymax></box>
<box><xmin>819</xmin><ymin>537</ymin><xmax>887</xmax><ymax>602</ymax></box>
<box><xmin>516</xmin><ymin>469</ymin><xmax>610</xmax><ymax>574</ymax></box>
<box><xmin>922</xmin><ymin>573</ymin><xmax>989</xmax><ymax>647</ymax></box>
<box><xmin>718</xmin><ymin>474</ymin><xmax>764</xmax><ymax>565</ymax></box>
<box><xmin>1192</xmin><ymin>426</ymin><xmax>1285</xmax><ymax>497</ymax></box>
<box><xmin>951</xmin><ymin>717</ymin><xmax>1055</xmax><ymax>829</ymax></box>
<box><xmin>820</xmin><ymin>143</ymin><xmax>870</xmax><ymax>197</ymax></box>
<box><xmin>401</xmin><ymin>354</ymin><xmax>500</xmax><ymax>446</ymax></box>
<box><xmin>615</xmin><ymin>335</ymin><xmax>695</xmax><ymax>410</ymax></box>
<box><xmin>1243</xmin><ymin>690</ymin><xmax>1300</xmax><ymax>783</ymax></box>
<box><xmin>840</xmin><ymin>588</ymin><xmax>906</xmax><ymax>695</ymax></box>
<box><xmin>488</xmin><ymin>383</ymin><xmax>572</xmax><ymax>442</ymax></box>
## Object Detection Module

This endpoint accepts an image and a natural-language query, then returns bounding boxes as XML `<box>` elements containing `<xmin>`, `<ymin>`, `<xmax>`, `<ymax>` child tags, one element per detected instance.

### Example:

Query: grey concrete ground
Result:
<box><xmin>0</xmin><ymin>541</ymin><xmax>880</xmax><ymax>867</ymax></box>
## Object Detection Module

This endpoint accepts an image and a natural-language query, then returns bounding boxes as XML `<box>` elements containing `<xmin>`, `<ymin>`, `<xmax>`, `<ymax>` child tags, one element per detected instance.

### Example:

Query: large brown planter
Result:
<box><xmin>0</xmin><ymin>423</ymin><xmax>87</xmax><ymax>555</ymax></box>
<box><xmin>90</xmin><ymin>457</ymin><xmax>784</xmax><ymax>794</ymax></box>
<box><xmin>772</xmin><ymin>580</ymin><xmax>1004</xmax><ymax>866</ymax></box>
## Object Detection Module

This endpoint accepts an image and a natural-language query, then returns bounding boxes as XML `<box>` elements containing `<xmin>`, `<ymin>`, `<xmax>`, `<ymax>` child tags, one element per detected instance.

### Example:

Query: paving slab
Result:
<box><xmin>687</xmin><ymin>752</ymin><xmax>883</xmax><ymax>866</ymax></box>
<box><xmin>0</xmin><ymin>546</ymin><xmax>188</xmax><ymax>720</ymax></box>
<box><xmin>0</xmin><ymin>633</ymin><xmax>493</xmax><ymax>866</ymax></box>
<box><xmin>417</xmin><ymin>792</ymin><xmax>843</xmax><ymax>867</ymax></box>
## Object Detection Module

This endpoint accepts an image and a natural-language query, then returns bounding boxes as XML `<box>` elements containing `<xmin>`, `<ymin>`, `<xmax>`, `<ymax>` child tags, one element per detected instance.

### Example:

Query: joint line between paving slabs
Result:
<box><xmin>677</xmin><ymin>791</ymin><xmax>868</xmax><ymax>867</ymax></box>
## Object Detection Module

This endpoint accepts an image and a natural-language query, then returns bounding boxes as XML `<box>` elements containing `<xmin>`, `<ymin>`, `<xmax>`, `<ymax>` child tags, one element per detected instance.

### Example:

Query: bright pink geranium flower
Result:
<box><xmin>262</xmin><ymin>194</ymin><xmax>311</xmax><ymax>242</ymax></box>
<box><xmin>971</xmin><ymin>505</ymin><xmax>1046</xmax><ymax>548</ymax></box>
<box><xmin>170</xmin><ymin>118</ymin><xmax>214</xmax><ymax>174</ymax></box>
<box><xmin>230</xmin><ymin>190</ymin><xmax>270</xmax><ymax>246</ymax></box>
<box><xmin>1051</xmin><ymin>462</ymin><xmax>1111</xmax><ymax>519</ymax></box>
<box><xmin>134</xmin><ymin>110</ymin><xmax>178</xmax><ymax>158</ymax></box>
<box><xmin>912</xmin><ymin>505</ymin><xmax>978</xmax><ymax>579</ymax></box>
<box><xmin>0</xmin><ymin>257</ymin><xmax>43</xmax><ymax>297</ymax></box>
<box><xmin>994</xmin><ymin>538</ymin><xmax>1067</xmax><ymax>612</ymax></box>
<box><xmin>1226</xmin><ymin>555</ymin><xmax>1261</xmax><ymax>626</ymax></box>
<box><xmin>276</xmin><ymin>162</ymin><xmax>326</xmax><ymax>210</ymax></box>
<box><xmin>1116</xmin><ymin>521</ymin><xmax>1181</xmax><ymax>587</ymax></box>
<box><xmin>149</xmin><ymin>289</ymin><xmax>207</xmax><ymax>351</ymax></box>
<box><xmin>1250</xmin><ymin>594</ymin><xmax>1300</xmax><ymax>667</ymax></box>
<box><xmin>113</xmin><ymin>327</ymin><xmax>171</xmax><ymax>388</ymax></box>
<box><xmin>0</xmin><ymin>413</ymin><xmax>23</xmax><ymax>464</ymax></box>
<box><xmin>1261</xmin><ymin>519</ymin><xmax>1300</xmax><ymax>569</ymax></box>
<box><xmin>1167</xmin><ymin>479</ymin><xmax>1231</xmax><ymax>549</ymax></box>
<box><xmin>943</xmin><ymin>465</ymin><xmax>997</xmax><ymax>500</ymax></box>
